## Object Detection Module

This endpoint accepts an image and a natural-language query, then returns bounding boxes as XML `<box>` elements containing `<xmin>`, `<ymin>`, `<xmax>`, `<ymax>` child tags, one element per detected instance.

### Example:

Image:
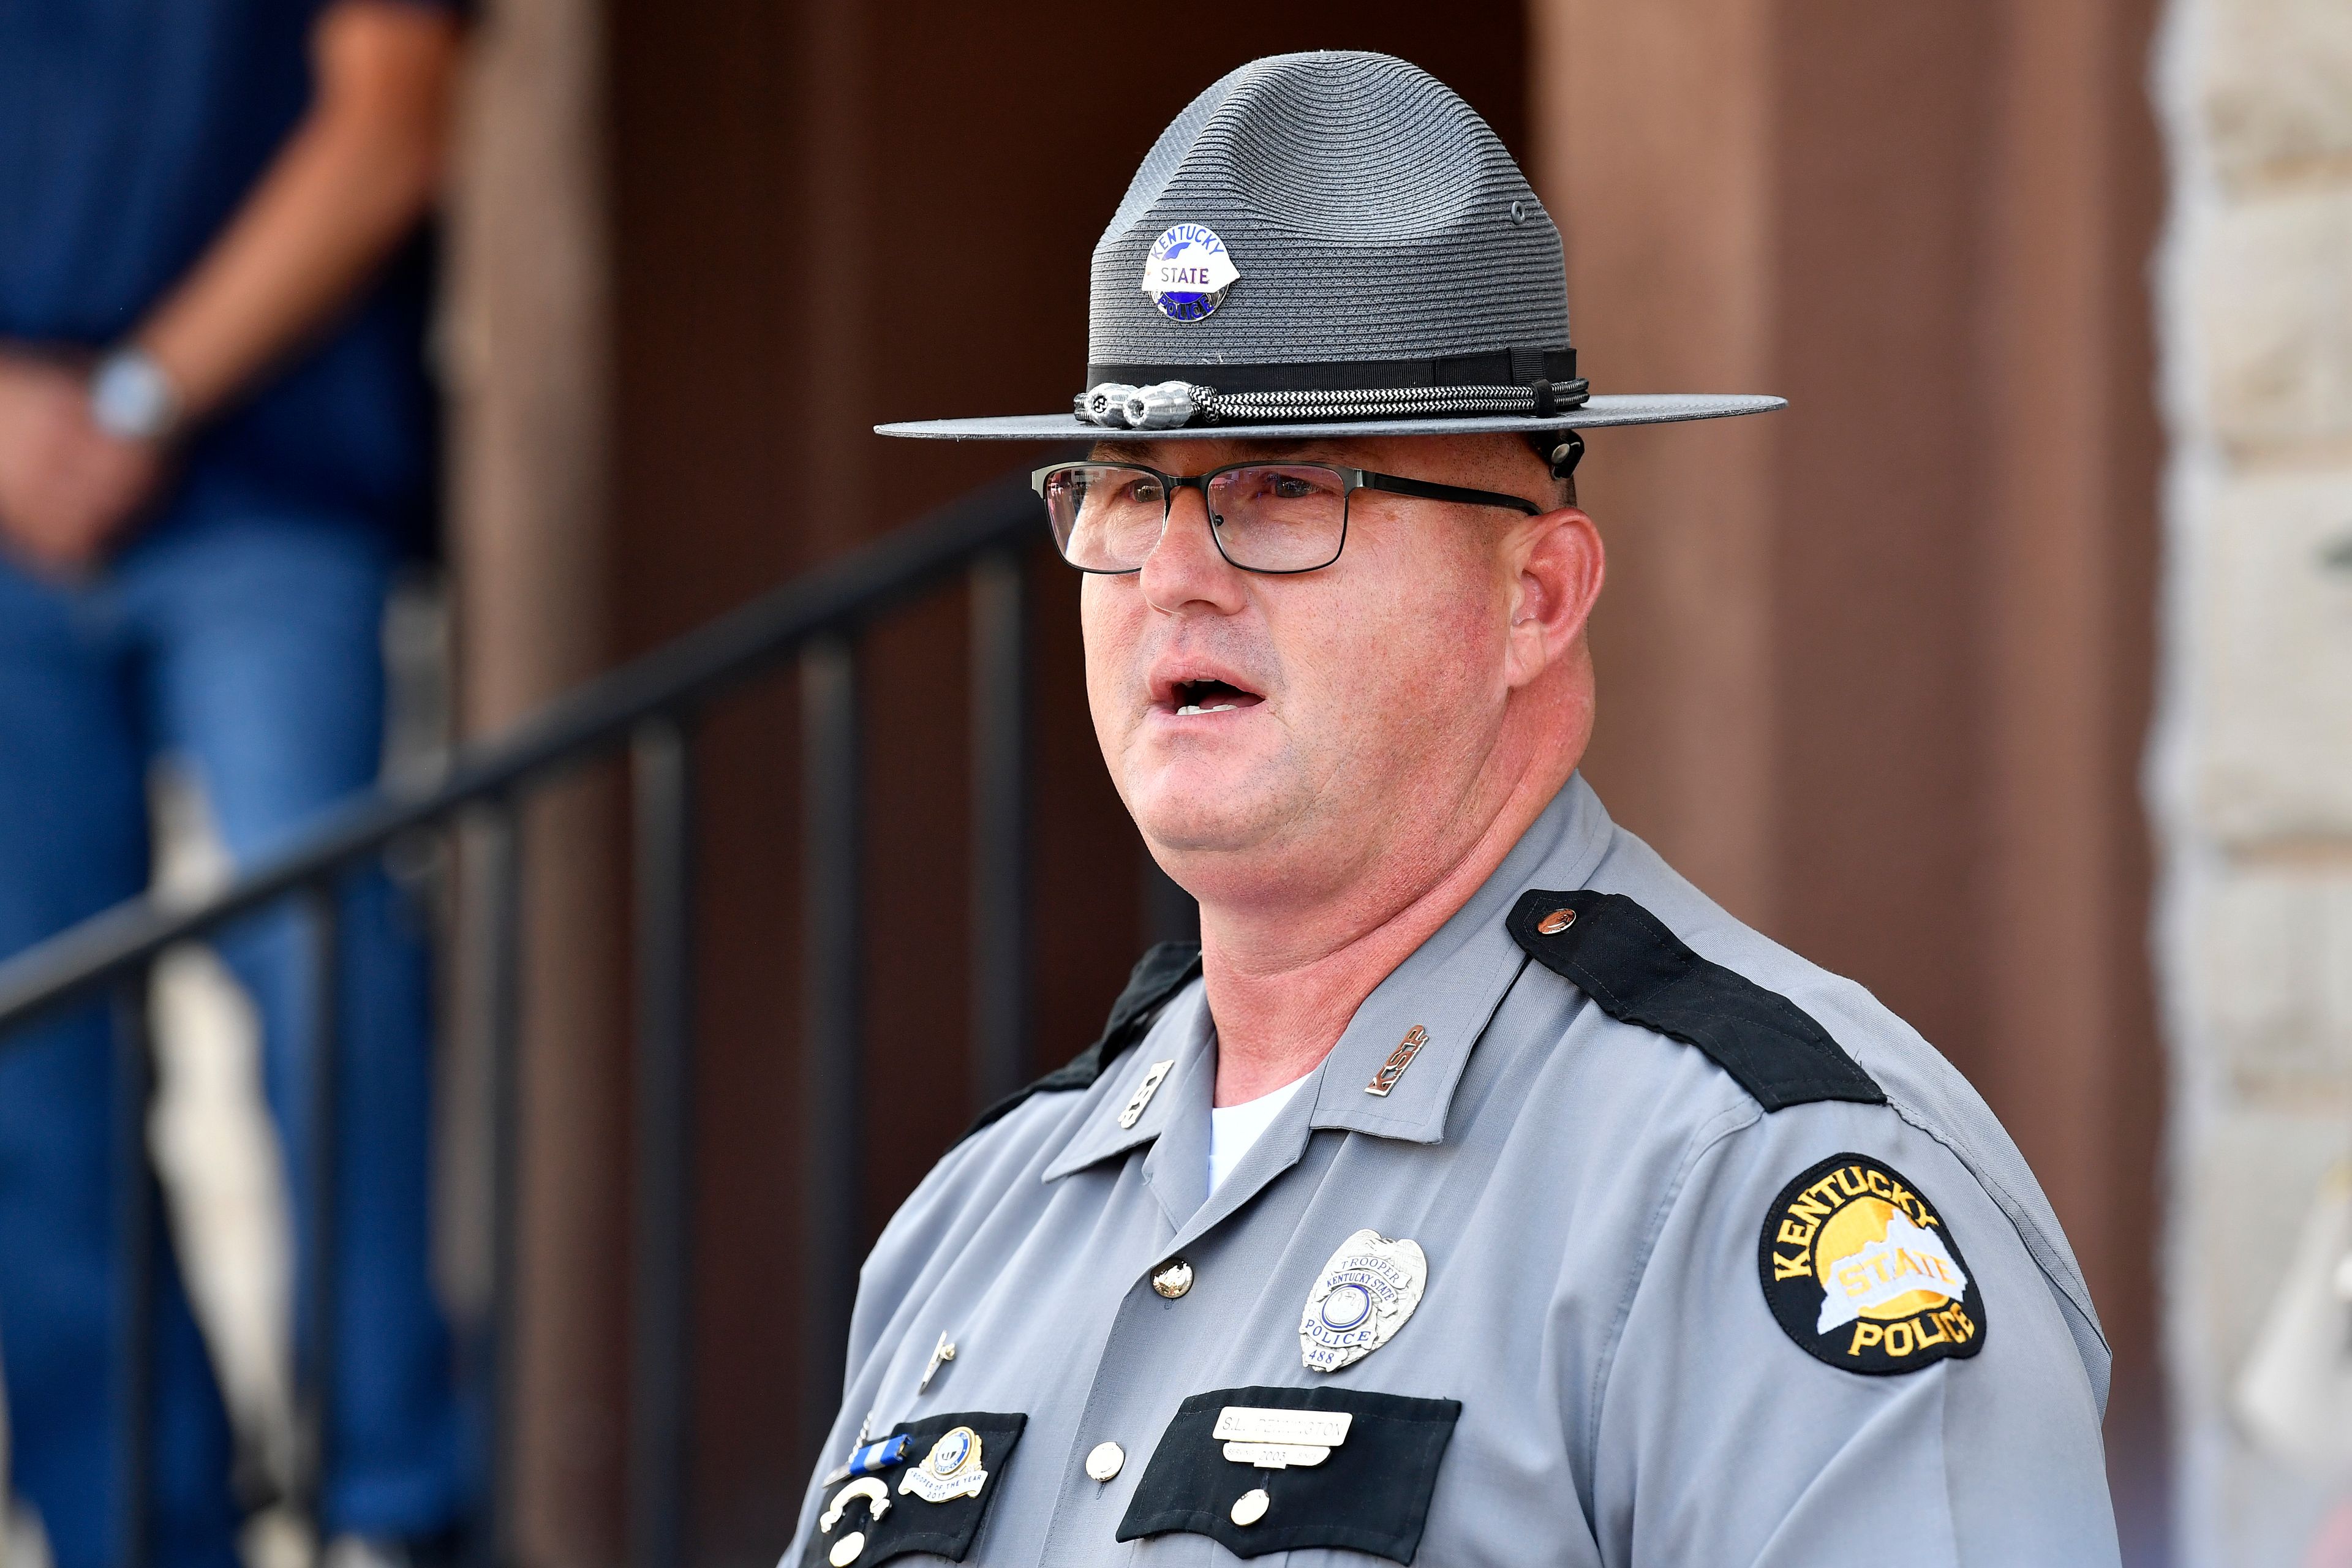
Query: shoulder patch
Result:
<box><xmin>958</xmin><ymin>941</ymin><xmax>1203</xmax><ymax>1143</ymax></box>
<box><xmin>1505</xmin><ymin>889</ymin><xmax>1883</xmax><ymax>1111</ymax></box>
<box><xmin>1757</xmin><ymin>1152</ymin><xmax>1988</xmax><ymax>1374</ymax></box>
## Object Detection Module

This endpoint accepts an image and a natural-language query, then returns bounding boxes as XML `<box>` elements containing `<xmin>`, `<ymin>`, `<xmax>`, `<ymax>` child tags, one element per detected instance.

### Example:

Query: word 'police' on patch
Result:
<box><xmin>1141</xmin><ymin>224</ymin><xmax>1238</xmax><ymax>322</ymax></box>
<box><xmin>1755</xmin><ymin>1152</ymin><xmax>1986</xmax><ymax>1376</ymax></box>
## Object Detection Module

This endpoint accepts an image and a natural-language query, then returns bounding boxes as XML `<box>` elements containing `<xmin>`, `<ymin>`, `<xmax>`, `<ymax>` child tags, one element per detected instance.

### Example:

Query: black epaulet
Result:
<box><xmin>958</xmin><ymin>940</ymin><xmax>1205</xmax><ymax>1144</ymax></box>
<box><xmin>1506</xmin><ymin>889</ymin><xmax>1883</xmax><ymax>1111</ymax></box>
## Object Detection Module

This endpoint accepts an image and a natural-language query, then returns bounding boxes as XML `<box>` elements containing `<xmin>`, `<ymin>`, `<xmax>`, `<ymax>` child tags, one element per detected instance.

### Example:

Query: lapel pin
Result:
<box><xmin>918</xmin><ymin>1331</ymin><xmax>956</xmax><ymax>1393</ymax></box>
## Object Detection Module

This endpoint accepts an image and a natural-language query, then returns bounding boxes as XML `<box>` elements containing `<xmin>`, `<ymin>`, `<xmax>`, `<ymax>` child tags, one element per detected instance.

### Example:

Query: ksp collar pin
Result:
<box><xmin>1365</xmin><ymin>1025</ymin><xmax>1430</xmax><ymax>1097</ymax></box>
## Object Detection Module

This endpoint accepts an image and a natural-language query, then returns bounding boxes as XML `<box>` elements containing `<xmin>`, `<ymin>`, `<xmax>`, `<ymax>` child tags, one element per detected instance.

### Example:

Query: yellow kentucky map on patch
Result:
<box><xmin>1812</xmin><ymin>1202</ymin><xmax>1969</xmax><ymax>1333</ymax></box>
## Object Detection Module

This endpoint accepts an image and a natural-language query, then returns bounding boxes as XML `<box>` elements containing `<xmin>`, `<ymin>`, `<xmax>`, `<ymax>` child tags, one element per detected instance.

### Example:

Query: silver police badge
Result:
<box><xmin>1300</xmin><ymin>1229</ymin><xmax>1427</xmax><ymax>1372</ymax></box>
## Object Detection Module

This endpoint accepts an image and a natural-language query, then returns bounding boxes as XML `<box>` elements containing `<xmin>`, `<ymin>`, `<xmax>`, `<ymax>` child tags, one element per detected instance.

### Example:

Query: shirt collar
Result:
<box><xmin>1041</xmin><ymin>774</ymin><xmax>1616</xmax><ymax>1178</ymax></box>
<box><xmin>1306</xmin><ymin>773</ymin><xmax>1614</xmax><ymax>1144</ymax></box>
<box><xmin>1041</xmin><ymin>982</ymin><xmax>1215</xmax><ymax>1183</ymax></box>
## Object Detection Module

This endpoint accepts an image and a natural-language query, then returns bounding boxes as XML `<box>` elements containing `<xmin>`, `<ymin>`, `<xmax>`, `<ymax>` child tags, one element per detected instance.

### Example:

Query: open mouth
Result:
<box><xmin>1170</xmin><ymin>677</ymin><xmax>1264</xmax><ymax>717</ymax></box>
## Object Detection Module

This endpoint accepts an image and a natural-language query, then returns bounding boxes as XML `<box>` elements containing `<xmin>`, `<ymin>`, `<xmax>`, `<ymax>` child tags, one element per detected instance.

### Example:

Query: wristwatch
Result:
<box><xmin>88</xmin><ymin>347</ymin><xmax>183</xmax><ymax>442</ymax></box>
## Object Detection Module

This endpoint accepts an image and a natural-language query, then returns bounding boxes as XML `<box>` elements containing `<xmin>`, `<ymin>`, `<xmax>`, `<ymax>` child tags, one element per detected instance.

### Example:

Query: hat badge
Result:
<box><xmin>1142</xmin><ymin>223</ymin><xmax>1239</xmax><ymax>322</ymax></box>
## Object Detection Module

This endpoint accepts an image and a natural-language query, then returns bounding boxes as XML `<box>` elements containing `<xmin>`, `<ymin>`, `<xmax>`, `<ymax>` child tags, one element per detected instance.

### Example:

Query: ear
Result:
<box><xmin>1501</xmin><ymin>505</ymin><xmax>1604</xmax><ymax>690</ymax></box>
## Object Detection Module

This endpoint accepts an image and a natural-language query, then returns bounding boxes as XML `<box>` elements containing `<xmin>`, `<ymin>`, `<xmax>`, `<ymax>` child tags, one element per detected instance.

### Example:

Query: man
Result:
<box><xmin>0</xmin><ymin>4</ymin><xmax>468</xmax><ymax>1567</ymax></box>
<box><xmin>793</xmin><ymin>51</ymin><xmax>2116</xmax><ymax>1566</ymax></box>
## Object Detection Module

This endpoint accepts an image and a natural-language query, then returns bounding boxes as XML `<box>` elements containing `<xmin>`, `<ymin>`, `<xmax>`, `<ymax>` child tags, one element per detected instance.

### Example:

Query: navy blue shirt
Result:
<box><xmin>0</xmin><ymin>0</ymin><xmax>450</xmax><ymax>551</ymax></box>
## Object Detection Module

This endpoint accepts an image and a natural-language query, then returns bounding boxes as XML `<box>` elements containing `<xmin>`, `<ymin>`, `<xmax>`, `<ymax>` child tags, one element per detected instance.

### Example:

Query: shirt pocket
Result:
<box><xmin>1115</xmin><ymin>1385</ymin><xmax>1461</xmax><ymax>1564</ymax></box>
<box><xmin>801</xmin><ymin>1411</ymin><xmax>1026</xmax><ymax>1567</ymax></box>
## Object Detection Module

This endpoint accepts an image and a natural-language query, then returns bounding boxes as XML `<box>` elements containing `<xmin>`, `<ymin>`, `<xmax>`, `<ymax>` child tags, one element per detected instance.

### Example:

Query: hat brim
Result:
<box><xmin>875</xmin><ymin>393</ymin><xmax>1783</xmax><ymax>442</ymax></box>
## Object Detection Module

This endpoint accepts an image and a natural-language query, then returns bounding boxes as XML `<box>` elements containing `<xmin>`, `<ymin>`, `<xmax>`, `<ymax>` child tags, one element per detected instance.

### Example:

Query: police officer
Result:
<box><xmin>790</xmin><ymin>51</ymin><xmax>2119</xmax><ymax>1567</ymax></box>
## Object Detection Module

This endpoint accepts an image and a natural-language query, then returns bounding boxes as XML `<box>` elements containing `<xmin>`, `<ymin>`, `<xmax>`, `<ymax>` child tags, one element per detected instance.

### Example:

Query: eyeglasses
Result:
<box><xmin>1029</xmin><ymin>461</ymin><xmax>1544</xmax><ymax>575</ymax></box>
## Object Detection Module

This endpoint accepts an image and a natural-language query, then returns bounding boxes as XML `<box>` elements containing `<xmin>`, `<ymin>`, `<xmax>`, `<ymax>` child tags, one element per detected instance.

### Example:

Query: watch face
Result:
<box><xmin>89</xmin><ymin>350</ymin><xmax>178</xmax><ymax>441</ymax></box>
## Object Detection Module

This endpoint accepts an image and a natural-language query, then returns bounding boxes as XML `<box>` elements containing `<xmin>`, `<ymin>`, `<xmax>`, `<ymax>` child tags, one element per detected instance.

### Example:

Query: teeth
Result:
<box><xmin>1176</xmin><ymin>704</ymin><xmax>1202</xmax><ymax>716</ymax></box>
<box><xmin>1204</xmin><ymin>704</ymin><xmax>1237</xmax><ymax>712</ymax></box>
<box><xmin>1173</xmin><ymin>703</ymin><xmax>1240</xmax><ymax>716</ymax></box>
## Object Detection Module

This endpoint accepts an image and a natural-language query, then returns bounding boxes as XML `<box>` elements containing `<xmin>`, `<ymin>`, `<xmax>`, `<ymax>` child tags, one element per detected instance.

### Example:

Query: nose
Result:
<box><xmin>1138</xmin><ymin>480</ymin><xmax>1246</xmax><ymax>614</ymax></box>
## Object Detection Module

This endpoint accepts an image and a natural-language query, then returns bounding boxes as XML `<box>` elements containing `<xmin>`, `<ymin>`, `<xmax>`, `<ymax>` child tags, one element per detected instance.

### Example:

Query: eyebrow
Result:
<box><xmin>1085</xmin><ymin>438</ymin><xmax>1344</xmax><ymax>465</ymax></box>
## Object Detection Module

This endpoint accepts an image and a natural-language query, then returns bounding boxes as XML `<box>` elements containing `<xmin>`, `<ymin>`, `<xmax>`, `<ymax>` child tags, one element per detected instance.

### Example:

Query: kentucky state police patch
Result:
<box><xmin>1757</xmin><ymin>1152</ymin><xmax>1987</xmax><ymax>1375</ymax></box>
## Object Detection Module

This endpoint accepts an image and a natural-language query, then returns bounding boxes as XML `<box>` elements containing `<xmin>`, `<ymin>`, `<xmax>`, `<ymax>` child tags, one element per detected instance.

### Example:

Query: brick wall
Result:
<box><xmin>2154</xmin><ymin>0</ymin><xmax>2352</xmax><ymax>1559</ymax></box>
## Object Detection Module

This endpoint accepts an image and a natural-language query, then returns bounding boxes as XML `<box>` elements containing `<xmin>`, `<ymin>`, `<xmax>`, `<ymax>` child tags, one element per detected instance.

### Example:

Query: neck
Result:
<box><xmin>1195</xmin><ymin>747</ymin><xmax>1575</xmax><ymax>1106</ymax></box>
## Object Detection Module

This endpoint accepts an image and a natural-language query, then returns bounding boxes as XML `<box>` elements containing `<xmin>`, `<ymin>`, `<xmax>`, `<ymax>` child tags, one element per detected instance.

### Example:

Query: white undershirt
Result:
<box><xmin>1208</xmin><ymin>1075</ymin><xmax>1310</xmax><ymax>1193</ymax></box>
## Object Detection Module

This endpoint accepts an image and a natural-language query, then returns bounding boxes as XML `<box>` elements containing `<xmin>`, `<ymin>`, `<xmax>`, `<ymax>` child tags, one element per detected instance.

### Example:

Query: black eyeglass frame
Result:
<box><xmin>1028</xmin><ymin>460</ymin><xmax>1546</xmax><ymax>576</ymax></box>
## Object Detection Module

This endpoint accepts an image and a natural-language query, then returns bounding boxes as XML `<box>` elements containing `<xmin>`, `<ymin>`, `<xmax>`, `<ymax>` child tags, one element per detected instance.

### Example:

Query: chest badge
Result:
<box><xmin>1300</xmin><ymin>1229</ymin><xmax>1428</xmax><ymax>1372</ymax></box>
<box><xmin>1757</xmin><ymin>1152</ymin><xmax>1988</xmax><ymax>1374</ymax></box>
<box><xmin>900</xmin><ymin>1425</ymin><xmax>989</xmax><ymax>1503</ymax></box>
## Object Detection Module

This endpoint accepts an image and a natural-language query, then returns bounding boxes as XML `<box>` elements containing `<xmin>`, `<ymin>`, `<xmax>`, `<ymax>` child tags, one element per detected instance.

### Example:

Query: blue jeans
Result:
<box><xmin>0</xmin><ymin>510</ymin><xmax>466</xmax><ymax>1568</ymax></box>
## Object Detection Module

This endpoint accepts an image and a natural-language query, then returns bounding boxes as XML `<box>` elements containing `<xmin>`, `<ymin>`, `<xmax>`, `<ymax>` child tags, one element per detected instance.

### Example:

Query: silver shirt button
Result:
<box><xmin>1152</xmin><ymin>1259</ymin><xmax>1194</xmax><ymax>1298</ymax></box>
<box><xmin>1231</xmin><ymin>1488</ymin><xmax>1270</xmax><ymax>1526</ymax></box>
<box><xmin>1084</xmin><ymin>1440</ymin><xmax>1125</xmax><ymax>1482</ymax></box>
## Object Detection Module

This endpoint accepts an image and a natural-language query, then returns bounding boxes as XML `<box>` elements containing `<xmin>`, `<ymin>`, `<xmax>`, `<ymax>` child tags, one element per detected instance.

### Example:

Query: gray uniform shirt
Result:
<box><xmin>786</xmin><ymin>777</ymin><xmax>2119</xmax><ymax>1567</ymax></box>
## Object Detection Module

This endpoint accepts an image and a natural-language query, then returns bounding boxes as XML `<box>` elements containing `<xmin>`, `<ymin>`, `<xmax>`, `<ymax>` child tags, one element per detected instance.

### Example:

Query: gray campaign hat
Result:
<box><xmin>877</xmin><ymin>50</ymin><xmax>1781</xmax><ymax>447</ymax></box>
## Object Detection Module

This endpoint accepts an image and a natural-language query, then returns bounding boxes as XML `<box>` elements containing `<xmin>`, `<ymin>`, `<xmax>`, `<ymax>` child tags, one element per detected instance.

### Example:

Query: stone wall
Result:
<box><xmin>2154</xmin><ymin>0</ymin><xmax>2352</xmax><ymax>1560</ymax></box>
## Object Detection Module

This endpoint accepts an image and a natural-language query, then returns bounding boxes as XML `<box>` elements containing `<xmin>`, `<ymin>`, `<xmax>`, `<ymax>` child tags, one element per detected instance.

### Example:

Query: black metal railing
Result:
<box><xmin>0</xmin><ymin>472</ymin><xmax>1044</xmax><ymax>1568</ymax></box>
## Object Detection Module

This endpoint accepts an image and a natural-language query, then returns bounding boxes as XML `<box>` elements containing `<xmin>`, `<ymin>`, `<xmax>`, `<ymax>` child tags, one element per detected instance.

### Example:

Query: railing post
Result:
<box><xmin>111</xmin><ymin>971</ymin><xmax>156</xmax><ymax>1568</ymax></box>
<box><xmin>630</xmin><ymin>722</ymin><xmax>695</xmax><ymax>1568</ymax></box>
<box><xmin>968</xmin><ymin>551</ymin><xmax>1031</xmax><ymax>1110</ymax></box>
<box><xmin>800</xmin><ymin>637</ymin><xmax>861</xmax><ymax>1463</ymax></box>
<box><xmin>476</xmin><ymin>805</ymin><xmax>526</xmax><ymax>1568</ymax></box>
<box><xmin>298</xmin><ymin>881</ymin><xmax>343</xmax><ymax>1563</ymax></box>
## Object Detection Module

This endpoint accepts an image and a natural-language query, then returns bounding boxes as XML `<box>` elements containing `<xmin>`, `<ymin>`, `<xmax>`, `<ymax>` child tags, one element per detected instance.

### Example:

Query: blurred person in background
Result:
<box><xmin>0</xmin><ymin>4</ymin><xmax>470</xmax><ymax>1568</ymax></box>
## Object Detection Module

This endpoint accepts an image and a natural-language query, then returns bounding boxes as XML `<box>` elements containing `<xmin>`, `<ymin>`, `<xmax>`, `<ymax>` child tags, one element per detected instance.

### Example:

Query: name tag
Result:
<box><xmin>1221</xmin><ymin>1441</ymin><xmax>1332</xmax><ymax>1469</ymax></box>
<box><xmin>1213</xmin><ymin>1408</ymin><xmax>1352</xmax><ymax>1447</ymax></box>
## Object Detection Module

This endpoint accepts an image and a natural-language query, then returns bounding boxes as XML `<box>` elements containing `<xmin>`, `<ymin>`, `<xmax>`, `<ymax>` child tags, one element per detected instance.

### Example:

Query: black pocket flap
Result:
<box><xmin>802</xmin><ymin>1411</ymin><xmax>1026</xmax><ymax>1567</ymax></box>
<box><xmin>1115</xmin><ymin>1386</ymin><xmax>1461</xmax><ymax>1563</ymax></box>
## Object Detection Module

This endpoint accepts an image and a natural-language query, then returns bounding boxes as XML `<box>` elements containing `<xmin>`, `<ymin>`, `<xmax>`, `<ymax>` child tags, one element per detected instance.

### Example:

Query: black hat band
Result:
<box><xmin>1076</xmin><ymin>348</ymin><xmax>1587</xmax><ymax>431</ymax></box>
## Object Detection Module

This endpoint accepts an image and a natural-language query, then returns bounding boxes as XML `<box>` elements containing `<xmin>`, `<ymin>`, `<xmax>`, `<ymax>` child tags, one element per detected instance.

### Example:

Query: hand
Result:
<box><xmin>0</xmin><ymin>351</ymin><xmax>166</xmax><ymax>576</ymax></box>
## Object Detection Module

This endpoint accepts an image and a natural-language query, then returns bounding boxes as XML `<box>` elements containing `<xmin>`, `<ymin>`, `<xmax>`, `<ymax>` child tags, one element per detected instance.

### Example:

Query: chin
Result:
<box><xmin>1122</xmin><ymin>761</ymin><xmax>1295</xmax><ymax>858</ymax></box>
